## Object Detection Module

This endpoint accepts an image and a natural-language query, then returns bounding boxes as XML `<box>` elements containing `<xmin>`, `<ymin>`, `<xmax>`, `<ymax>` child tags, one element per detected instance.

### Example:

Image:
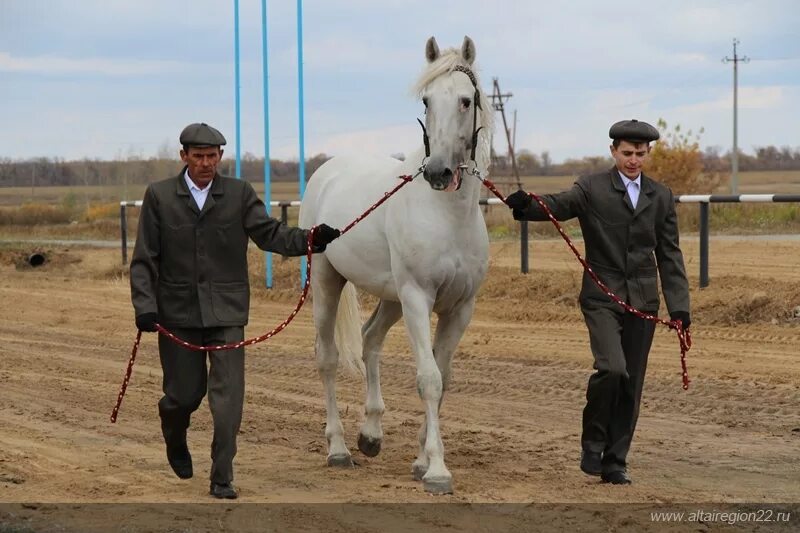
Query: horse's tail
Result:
<box><xmin>334</xmin><ymin>282</ymin><xmax>365</xmax><ymax>377</ymax></box>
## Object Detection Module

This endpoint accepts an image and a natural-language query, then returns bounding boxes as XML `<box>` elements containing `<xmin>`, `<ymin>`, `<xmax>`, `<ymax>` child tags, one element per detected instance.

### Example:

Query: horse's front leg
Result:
<box><xmin>399</xmin><ymin>285</ymin><xmax>452</xmax><ymax>494</ymax></box>
<box><xmin>358</xmin><ymin>300</ymin><xmax>403</xmax><ymax>458</ymax></box>
<box><xmin>312</xmin><ymin>259</ymin><xmax>351</xmax><ymax>467</ymax></box>
<box><xmin>413</xmin><ymin>299</ymin><xmax>476</xmax><ymax>484</ymax></box>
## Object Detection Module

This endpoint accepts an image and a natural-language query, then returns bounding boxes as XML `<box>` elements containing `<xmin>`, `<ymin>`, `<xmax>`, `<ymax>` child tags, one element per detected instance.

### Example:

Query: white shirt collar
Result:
<box><xmin>618</xmin><ymin>171</ymin><xmax>641</xmax><ymax>188</ymax></box>
<box><xmin>183</xmin><ymin>169</ymin><xmax>213</xmax><ymax>210</ymax></box>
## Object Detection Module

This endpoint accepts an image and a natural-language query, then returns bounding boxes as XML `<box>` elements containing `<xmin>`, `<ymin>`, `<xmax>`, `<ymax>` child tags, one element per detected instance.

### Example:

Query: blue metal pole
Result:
<box><xmin>297</xmin><ymin>0</ymin><xmax>307</xmax><ymax>287</ymax></box>
<box><xmin>261</xmin><ymin>0</ymin><xmax>273</xmax><ymax>288</ymax></box>
<box><xmin>234</xmin><ymin>0</ymin><xmax>242</xmax><ymax>179</ymax></box>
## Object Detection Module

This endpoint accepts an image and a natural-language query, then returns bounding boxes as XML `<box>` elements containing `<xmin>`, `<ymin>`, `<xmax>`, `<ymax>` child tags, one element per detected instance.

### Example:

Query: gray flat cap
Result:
<box><xmin>609</xmin><ymin>119</ymin><xmax>660</xmax><ymax>143</ymax></box>
<box><xmin>179</xmin><ymin>122</ymin><xmax>227</xmax><ymax>147</ymax></box>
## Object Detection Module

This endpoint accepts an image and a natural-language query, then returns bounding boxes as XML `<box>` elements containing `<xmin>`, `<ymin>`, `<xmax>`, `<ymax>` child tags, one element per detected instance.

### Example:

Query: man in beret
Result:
<box><xmin>506</xmin><ymin>119</ymin><xmax>691</xmax><ymax>485</ymax></box>
<box><xmin>130</xmin><ymin>122</ymin><xmax>341</xmax><ymax>499</ymax></box>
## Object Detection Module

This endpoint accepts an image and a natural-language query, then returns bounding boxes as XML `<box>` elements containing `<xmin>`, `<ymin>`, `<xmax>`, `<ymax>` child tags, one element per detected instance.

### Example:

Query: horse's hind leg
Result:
<box><xmin>412</xmin><ymin>299</ymin><xmax>476</xmax><ymax>487</ymax></box>
<box><xmin>312</xmin><ymin>255</ymin><xmax>351</xmax><ymax>467</ymax></box>
<box><xmin>358</xmin><ymin>300</ymin><xmax>402</xmax><ymax>458</ymax></box>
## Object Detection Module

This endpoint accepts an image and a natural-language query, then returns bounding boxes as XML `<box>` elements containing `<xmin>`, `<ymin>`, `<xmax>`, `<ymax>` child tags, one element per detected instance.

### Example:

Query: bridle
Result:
<box><xmin>416</xmin><ymin>64</ymin><xmax>484</xmax><ymax>181</ymax></box>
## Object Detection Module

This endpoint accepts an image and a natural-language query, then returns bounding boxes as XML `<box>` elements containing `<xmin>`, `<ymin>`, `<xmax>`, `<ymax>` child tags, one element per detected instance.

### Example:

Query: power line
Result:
<box><xmin>722</xmin><ymin>38</ymin><xmax>749</xmax><ymax>195</ymax></box>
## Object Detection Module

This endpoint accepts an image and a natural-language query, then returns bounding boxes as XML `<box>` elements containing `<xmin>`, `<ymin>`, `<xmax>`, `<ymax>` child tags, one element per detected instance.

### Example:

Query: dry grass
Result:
<box><xmin>2</xmin><ymin>170</ymin><xmax>798</xmax><ymax>206</ymax></box>
<box><xmin>0</xmin><ymin>184</ymin><xmax>146</xmax><ymax>207</ymax></box>
<box><xmin>1</xmin><ymin>171</ymin><xmax>799</xmax><ymax>240</ymax></box>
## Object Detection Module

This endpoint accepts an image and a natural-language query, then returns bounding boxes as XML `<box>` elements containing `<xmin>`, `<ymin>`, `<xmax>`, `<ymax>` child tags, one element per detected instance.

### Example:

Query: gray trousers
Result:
<box><xmin>158</xmin><ymin>326</ymin><xmax>245</xmax><ymax>484</ymax></box>
<box><xmin>580</xmin><ymin>307</ymin><xmax>656</xmax><ymax>473</ymax></box>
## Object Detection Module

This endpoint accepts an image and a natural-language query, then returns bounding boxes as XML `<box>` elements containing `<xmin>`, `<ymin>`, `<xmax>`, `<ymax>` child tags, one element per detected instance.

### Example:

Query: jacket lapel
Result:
<box><xmin>632</xmin><ymin>174</ymin><xmax>654</xmax><ymax>218</ymax></box>
<box><xmin>197</xmin><ymin>176</ymin><xmax>224</xmax><ymax>220</ymax></box>
<box><xmin>175</xmin><ymin>169</ymin><xmax>201</xmax><ymax>216</ymax></box>
<box><xmin>609</xmin><ymin>168</ymin><xmax>635</xmax><ymax>212</ymax></box>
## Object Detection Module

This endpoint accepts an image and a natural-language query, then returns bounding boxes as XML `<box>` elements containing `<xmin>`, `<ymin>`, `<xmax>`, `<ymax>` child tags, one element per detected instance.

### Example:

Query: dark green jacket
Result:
<box><xmin>514</xmin><ymin>168</ymin><xmax>690</xmax><ymax>315</ymax></box>
<box><xmin>130</xmin><ymin>169</ymin><xmax>310</xmax><ymax>328</ymax></box>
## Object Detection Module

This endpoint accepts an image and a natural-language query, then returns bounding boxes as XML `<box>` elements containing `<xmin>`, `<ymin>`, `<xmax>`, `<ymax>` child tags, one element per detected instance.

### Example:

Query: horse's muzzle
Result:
<box><xmin>423</xmin><ymin>166</ymin><xmax>461</xmax><ymax>192</ymax></box>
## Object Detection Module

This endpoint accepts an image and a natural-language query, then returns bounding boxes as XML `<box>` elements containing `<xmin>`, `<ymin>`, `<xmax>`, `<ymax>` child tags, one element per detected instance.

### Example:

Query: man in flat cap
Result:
<box><xmin>505</xmin><ymin>119</ymin><xmax>691</xmax><ymax>485</ymax></box>
<box><xmin>130</xmin><ymin>122</ymin><xmax>341</xmax><ymax>499</ymax></box>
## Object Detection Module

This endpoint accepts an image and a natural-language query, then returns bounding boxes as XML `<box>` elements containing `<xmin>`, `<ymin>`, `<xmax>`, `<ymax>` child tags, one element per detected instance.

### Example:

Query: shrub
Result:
<box><xmin>644</xmin><ymin>119</ymin><xmax>728</xmax><ymax>194</ymax></box>
<box><xmin>0</xmin><ymin>203</ymin><xmax>73</xmax><ymax>225</ymax></box>
<box><xmin>84</xmin><ymin>203</ymin><xmax>120</xmax><ymax>222</ymax></box>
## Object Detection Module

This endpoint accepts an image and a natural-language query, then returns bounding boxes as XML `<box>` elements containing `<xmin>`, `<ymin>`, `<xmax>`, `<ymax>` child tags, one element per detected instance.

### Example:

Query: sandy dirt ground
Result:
<box><xmin>0</xmin><ymin>237</ymin><xmax>798</xmax><ymax>531</ymax></box>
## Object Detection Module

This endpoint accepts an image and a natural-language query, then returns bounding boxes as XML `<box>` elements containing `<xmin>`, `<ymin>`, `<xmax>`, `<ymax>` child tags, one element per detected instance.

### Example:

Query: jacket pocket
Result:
<box><xmin>157</xmin><ymin>280</ymin><xmax>191</xmax><ymax>324</ymax></box>
<box><xmin>637</xmin><ymin>275</ymin><xmax>660</xmax><ymax>311</ymax></box>
<box><xmin>210</xmin><ymin>281</ymin><xmax>249</xmax><ymax>324</ymax></box>
<box><xmin>580</xmin><ymin>268</ymin><xmax>622</xmax><ymax>306</ymax></box>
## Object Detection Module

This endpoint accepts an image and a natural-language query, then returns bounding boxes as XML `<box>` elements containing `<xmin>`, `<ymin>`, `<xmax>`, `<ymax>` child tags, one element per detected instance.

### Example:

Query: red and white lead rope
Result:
<box><xmin>478</xmin><ymin>175</ymin><xmax>692</xmax><ymax>390</ymax></box>
<box><xmin>111</xmin><ymin>169</ymin><xmax>691</xmax><ymax>423</ymax></box>
<box><xmin>111</xmin><ymin>174</ymin><xmax>416</xmax><ymax>422</ymax></box>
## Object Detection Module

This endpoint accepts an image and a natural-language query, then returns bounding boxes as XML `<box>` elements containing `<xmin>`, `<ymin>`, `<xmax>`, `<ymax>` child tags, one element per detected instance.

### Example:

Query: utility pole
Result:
<box><xmin>722</xmin><ymin>38</ymin><xmax>748</xmax><ymax>194</ymax></box>
<box><xmin>490</xmin><ymin>78</ymin><xmax>529</xmax><ymax>274</ymax></box>
<box><xmin>512</xmin><ymin>109</ymin><xmax>517</xmax><ymax>155</ymax></box>
<box><xmin>490</xmin><ymin>78</ymin><xmax>520</xmax><ymax>188</ymax></box>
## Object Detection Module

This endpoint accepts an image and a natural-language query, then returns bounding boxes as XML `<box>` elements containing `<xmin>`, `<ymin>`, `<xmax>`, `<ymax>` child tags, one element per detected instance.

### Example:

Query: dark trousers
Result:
<box><xmin>158</xmin><ymin>326</ymin><xmax>245</xmax><ymax>484</ymax></box>
<box><xmin>580</xmin><ymin>307</ymin><xmax>655</xmax><ymax>473</ymax></box>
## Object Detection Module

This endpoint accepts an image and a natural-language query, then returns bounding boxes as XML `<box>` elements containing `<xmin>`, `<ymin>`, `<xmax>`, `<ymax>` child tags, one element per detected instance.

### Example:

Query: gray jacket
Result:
<box><xmin>514</xmin><ymin>167</ymin><xmax>690</xmax><ymax>315</ymax></box>
<box><xmin>130</xmin><ymin>170</ymin><xmax>311</xmax><ymax>328</ymax></box>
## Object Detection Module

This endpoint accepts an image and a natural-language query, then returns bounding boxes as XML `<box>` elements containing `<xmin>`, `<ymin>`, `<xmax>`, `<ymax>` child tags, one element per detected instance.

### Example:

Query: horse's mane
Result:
<box><xmin>412</xmin><ymin>48</ymin><xmax>494</xmax><ymax>167</ymax></box>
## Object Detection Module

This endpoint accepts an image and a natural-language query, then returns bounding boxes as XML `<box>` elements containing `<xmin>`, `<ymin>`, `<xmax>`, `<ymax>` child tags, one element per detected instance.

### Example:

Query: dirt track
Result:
<box><xmin>1</xmin><ymin>238</ymin><xmax>799</xmax><ymax>530</ymax></box>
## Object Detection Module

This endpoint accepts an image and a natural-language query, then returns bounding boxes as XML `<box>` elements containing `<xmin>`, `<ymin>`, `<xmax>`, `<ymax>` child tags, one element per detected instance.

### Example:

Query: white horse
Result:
<box><xmin>298</xmin><ymin>36</ymin><xmax>492</xmax><ymax>495</ymax></box>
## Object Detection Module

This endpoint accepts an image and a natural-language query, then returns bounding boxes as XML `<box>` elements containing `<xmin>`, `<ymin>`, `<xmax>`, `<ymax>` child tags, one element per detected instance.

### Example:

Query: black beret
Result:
<box><xmin>609</xmin><ymin>119</ymin><xmax>659</xmax><ymax>143</ymax></box>
<box><xmin>179</xmin><ymin>122</ymin><xmax>227</xmax><ymax>147</ymax></box>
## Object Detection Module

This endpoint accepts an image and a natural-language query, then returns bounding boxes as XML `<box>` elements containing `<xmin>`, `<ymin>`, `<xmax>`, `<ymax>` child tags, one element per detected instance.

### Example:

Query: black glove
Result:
<box><xmin>506</xmin><ymin>190</ymin><xmax>532</xmax><ymax>211</ymax></box>
<box><xmin>670</xmin><ymin>311</ymin><xmax>691</xmax><ymax>331</ymax></box>
<box><xmin>135</xmin><ymin>312</ymin><xmax>158</xmax><ymax>332</ymax></box>
<box><xmin>312</xmin><ymin>224</ymin><xmax>341</xmax><ymax>250</ymax></box>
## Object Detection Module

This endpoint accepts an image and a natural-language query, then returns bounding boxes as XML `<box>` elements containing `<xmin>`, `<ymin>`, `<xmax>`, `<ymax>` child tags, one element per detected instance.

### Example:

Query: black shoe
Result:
<box><xmin>601</xmin><ymin>470</ymin><xmax>632</xmax><ymax>485</ymax></box>
<box><xmin>166</xmin><ymin>443</ymin><xmax>193</xmax><ymax>479</ymax></box>
<box><xmin>210</xmin><ymin>482</ymin><xmax>239</xmax><ymax>499</ymax></box>
<box><xmin>580</xmin><ymin>451</ymin><xmax>602</xmax><ymax>476</ymax></box>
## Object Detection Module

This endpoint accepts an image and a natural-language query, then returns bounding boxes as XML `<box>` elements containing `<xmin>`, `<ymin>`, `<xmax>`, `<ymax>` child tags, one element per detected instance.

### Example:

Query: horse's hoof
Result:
<box><xmin>411</xmin><ymin>463</ymin><xmax>428</xmax><ymax>481</ymax></box>
<box><xmin>326</xmin><ymin>454</ymin><xmax>354</xmax><ymax>467</ymax></box>
<box><xmin>423</xmin><ymin>476</ymin><xmax>453</xmax><ymax>495</ymax></box>
<box><xmin>357</xmin><ymin>433</ymin><xmax>382</xmax><ymax>457</ymax></box>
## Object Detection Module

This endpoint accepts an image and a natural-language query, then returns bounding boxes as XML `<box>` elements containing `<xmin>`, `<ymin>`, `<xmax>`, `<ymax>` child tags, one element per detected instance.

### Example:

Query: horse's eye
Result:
<box><xmin>460</xmin><ymin>97</ymin><xmax>471</xmax><ymax>110</ymax></box>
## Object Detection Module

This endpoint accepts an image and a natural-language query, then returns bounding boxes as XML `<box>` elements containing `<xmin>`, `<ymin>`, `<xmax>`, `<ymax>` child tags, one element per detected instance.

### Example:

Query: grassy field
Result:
<box><xmin>3</xmin><ymin>170</ymin><xmax>799</xmax><ymax>206</ymax></box>
<box><xmin>1</xmin><ymin>170</ymin><xmax>799</xmax><ymax>240</ymax></box>
<box><xmin>0</xmin><ymin>181</ymin><xmax>300</xmax><ymax>207</ymax></box>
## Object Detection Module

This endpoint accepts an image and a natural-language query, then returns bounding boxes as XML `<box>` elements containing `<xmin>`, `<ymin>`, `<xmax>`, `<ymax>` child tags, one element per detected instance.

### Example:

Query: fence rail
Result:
<box><xmin>120</xmin><ymin>194</ymin><xmax>800</xmax><ymax>288</ymax></box>
<box><xmin>674</xmin><ymin>194</ymin><xmax>800</xmax><ymax>287</ymax></box>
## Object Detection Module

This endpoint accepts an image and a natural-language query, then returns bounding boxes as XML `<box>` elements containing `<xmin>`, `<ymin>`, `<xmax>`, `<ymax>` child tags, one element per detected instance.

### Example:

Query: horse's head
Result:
<box><xmin>415</xmin><ymin>36</ymin><xmax>491</xmax><ymax>192</ymax></box>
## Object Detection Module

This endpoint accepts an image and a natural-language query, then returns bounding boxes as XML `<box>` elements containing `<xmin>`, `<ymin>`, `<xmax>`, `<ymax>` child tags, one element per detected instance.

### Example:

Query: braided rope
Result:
<box><xmin>111</xmin><ymin>174</ymin><xmax>416</xmax><ymax>422</ymax></box>
<box><xmin>478</xmin><ymin>174</ymin><xmax>691</xmax><ymax>389</ymax></box>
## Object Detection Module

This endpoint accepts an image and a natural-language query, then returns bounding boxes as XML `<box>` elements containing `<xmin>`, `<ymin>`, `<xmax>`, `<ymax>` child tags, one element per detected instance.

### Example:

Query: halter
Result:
<box><xmin>417</xmin><ymin>64</ymin><xmax>483</xmax><ymax>164</ymax></box>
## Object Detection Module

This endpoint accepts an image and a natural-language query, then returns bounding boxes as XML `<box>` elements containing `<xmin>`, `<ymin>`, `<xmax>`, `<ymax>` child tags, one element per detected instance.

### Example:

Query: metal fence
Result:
<box><xmin>120</xmin><ymin>194</ymin><xmax>800</xmax><ymax>288</ymax></box>
<box><xmin>674</xmin><ymin>194</ymin><xmax>800</xmax><ymax>288</ymax></box>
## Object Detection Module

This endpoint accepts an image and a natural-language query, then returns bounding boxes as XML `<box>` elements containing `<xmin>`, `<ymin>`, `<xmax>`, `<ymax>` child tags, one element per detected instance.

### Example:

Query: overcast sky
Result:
<box><xmin>2</xmin><ymin>0</ymin><xmax>799</xmax><ymax>164</ymax></box>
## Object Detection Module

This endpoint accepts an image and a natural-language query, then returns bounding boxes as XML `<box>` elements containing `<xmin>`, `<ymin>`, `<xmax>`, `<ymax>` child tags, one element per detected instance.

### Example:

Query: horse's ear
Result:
<box><xmin>461</xmin><ymin>36</ymin><xmax>476</xmax><ymax>65</ymax></box>
<box><xmin>425</xmin><ymin>37</ymin><xmax>440</xmax><ymax>63</ymax></box>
